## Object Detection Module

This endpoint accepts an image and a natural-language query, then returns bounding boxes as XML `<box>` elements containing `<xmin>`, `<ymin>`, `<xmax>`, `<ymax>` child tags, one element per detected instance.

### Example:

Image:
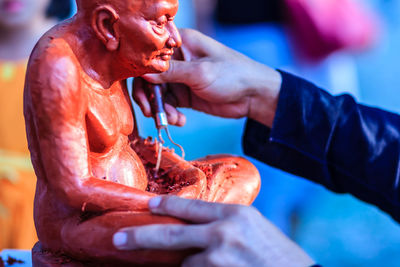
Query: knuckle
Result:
<box><xmin>224</xmin><ymin>228</ymin><xmax>246</xmax><ymax>250</ymax></box>
<box><xmin>210</xmin><ymin>221</ymin><xmax>232</xmax><ymax>243</ymax></box>
<box><xmin>216</xmin><ymin>222</ymin><xmax>245</xmax><ymax>246</ymax></box>
<box><xmin>224</xmin><ymin>205</ymin><xmax>249</xmax><ymax>218</ymax></box>
<box><xmin>182</xmin><ymin>198</ymin><xmax>201</xmax><ymax>214</ymax></box>
<box><xmin>196</xmin><ymin>62</ymin><xmax>212</xmax><ymax>82</ymax></box>
<box><xmin>162</xmin><ymin>226</ymin><xmax>183</xmax><ymax>246</ymax></box>
<box><xmin>192</xmin><ymin>62</ymin><xmax>215</xmax><ymax>89</ymax></box>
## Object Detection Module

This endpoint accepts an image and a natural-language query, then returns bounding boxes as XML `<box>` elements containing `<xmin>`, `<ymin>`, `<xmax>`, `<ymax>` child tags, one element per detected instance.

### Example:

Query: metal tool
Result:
<box><xmin>146</xmin><ymin>83</ymin><xmax>185</xmax><ymax>175</ymax></box>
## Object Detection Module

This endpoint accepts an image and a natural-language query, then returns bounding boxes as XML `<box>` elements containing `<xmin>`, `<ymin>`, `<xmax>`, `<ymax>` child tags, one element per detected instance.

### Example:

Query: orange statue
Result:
<box><xmin>24</xmin><ymin>0</ymin><xmax>260</xmax><ymax>266</ymax></box>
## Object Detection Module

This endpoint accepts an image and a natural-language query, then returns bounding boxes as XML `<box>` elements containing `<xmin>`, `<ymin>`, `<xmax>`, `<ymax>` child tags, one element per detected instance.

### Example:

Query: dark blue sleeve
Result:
<box><xmin>243</xmin><ymin>70</ymin><xmax>400</xmax><ymax>222</ymax></box>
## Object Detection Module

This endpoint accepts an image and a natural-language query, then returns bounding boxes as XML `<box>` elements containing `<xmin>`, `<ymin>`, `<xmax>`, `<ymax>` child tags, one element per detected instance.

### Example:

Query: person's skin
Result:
<box><xmin>0</xmin><ymin>0</ymin><xmax>55</xmax><ymax>60</ymax></box>
<box><xmin>125</xmin><ymin>29</ymin><xmax>315</xmax><ymax>266</ymax></box>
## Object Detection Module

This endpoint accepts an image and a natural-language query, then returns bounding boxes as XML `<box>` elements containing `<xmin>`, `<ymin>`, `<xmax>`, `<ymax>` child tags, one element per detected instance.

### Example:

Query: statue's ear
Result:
<box><xmin>92</xmin><ymin>5</ymin><xmax>120</xmax><ymax>51</ymax></box>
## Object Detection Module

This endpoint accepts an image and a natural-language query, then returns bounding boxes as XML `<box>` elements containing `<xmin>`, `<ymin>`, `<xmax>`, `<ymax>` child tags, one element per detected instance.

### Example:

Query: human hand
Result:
<box><xmin>133</xmin><ymin>29</ymin><xmax>282</xmax><ymax>127</ymax></box>
<box><xmin>113</xmin><ymin>196</ymin><xmax>314</xmax><ymax>267</ymax></box>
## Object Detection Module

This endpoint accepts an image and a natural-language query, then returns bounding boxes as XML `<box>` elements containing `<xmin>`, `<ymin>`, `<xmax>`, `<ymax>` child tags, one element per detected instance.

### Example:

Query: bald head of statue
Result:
<box><xmin>75</xmin><ymin>0</ymin><xmax>140</xmax><ymax>13</ymax></box>
<box><xmin>74</xmin><ymin>0</ymin><xmax>182</xmax><ymax>77</ymax></box>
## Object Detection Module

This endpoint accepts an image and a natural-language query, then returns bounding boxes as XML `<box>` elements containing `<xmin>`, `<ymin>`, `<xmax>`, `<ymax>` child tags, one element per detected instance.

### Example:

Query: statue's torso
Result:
<box><xmin>25</xmin><ymin>27</ymin><xmax>148</xmax><ymax>229</ymax></box>
<box><xmin>83</xmin><ymin>73</ymin><xmax>147</xmax><ymax>189</ymax></box>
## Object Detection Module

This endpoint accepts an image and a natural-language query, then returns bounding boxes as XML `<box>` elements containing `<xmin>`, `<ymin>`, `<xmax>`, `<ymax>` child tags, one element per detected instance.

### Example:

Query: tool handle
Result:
<box><xmin>147</xmin><ymin>83</ymin><xmax>168</xmax><ymax>129</ymax></box>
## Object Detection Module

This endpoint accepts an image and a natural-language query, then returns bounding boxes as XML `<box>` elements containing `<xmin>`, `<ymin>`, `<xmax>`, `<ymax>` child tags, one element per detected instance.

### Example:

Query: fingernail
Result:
<box><xmin>149</xmin><ymin>196</ymin><xmax>162</xmax><ymax>209</ymax></box>
<box><xmin>113</xmin><ymin>232</ymin><xmax>128</xmax><ymax>248</ymax></box>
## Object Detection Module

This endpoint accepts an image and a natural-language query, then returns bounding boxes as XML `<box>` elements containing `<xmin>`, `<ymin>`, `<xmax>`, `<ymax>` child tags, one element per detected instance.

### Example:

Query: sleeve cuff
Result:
<box><xmin>270</xmin><ymin>70</ymin><xmax>338</xmax><ymax>162</ymax></box>
<box><xmin>242</xmin><ymin>70</ymin><xmax>343</xmax><ymax>190</ymax></box>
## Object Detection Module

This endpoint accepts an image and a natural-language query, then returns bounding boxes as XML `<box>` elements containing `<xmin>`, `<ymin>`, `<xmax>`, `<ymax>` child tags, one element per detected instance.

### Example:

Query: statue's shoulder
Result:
<box><xmin>25</xmin><ymin>28</ymin><xmax>85</xmax><ymax>114</ymax></box>
<box><xmin>28</xmin><ymin>24</ymin><xmax>80</xmax><ymax>79</ymax></box>
<box><xmin>27</xmin><ymin>25</ymin><xmax>81</xmax><ymax>93</ymax></box>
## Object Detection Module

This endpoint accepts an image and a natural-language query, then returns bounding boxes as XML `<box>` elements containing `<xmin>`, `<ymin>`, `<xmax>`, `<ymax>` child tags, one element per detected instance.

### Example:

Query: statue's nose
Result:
<box><xmin>166</xmin><ymin>21</ymin><xmax>182</xmax><ymax>48</ymax></box>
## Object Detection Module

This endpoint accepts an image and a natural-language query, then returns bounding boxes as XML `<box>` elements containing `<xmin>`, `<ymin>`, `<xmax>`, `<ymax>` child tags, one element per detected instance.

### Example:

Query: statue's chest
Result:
<box><xmin>85</xmin><ymin>84</ymin><xmax>134</xmax><ymax>153</ymax></box>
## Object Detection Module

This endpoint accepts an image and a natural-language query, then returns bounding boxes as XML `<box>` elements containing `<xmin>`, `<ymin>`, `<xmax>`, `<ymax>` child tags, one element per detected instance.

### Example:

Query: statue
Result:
<box><xmin>24</xmin><ymin>0</ymin><xmax>260</xmax><ymax>266</ymax></box>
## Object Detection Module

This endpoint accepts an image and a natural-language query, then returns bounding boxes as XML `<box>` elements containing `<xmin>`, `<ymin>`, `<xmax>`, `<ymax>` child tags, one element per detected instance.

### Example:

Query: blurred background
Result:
<box><xmin>0</xmin><ymin>0</ymin><xmax>72</xmax><ymax>251</ymax></box>
<box><xmin>1</xmin><ymin>0</ymin><xmax>400</xmax><ymax>266</ymax></box>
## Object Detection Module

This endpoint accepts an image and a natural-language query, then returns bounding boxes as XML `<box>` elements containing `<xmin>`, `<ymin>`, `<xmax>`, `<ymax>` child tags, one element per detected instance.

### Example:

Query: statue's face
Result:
<box><xmin>0</xmin><ymin>0</ymin><xmax>50</xmax><ymax>28</ymax></box>
<box><xmin>117</xmin><ymin>0</ymin><xmax>181</xmax><ymax>75</ymax></box>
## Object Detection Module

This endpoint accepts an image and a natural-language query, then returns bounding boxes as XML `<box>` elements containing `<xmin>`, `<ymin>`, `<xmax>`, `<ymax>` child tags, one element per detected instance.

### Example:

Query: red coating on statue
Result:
<box><xmin>24</xmin><ymin>0</ymin><xmax>260</xmax><ymax>266</ymax></box>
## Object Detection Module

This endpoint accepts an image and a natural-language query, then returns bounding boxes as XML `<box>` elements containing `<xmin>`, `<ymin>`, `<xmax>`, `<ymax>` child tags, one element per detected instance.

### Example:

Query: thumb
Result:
<box><xmin>142</xmin><ymin>60</ymin><xmax>200</xmax><ymax>86</ymax></box>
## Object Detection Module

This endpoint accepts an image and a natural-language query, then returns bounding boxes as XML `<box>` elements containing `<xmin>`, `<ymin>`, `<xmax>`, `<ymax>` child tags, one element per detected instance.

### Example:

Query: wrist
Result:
<box><xmin>247</xmin><ymin>66</ymin><xmax>282</xmax><ymax>127</ymax></box>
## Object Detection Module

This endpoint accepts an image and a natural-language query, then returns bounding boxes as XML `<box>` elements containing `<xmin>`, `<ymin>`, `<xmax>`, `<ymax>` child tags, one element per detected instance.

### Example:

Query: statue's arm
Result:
<box><xmin>29</xmin><ymin>53</ymin><xmax>153</xmax><ymax>212</ymax></box>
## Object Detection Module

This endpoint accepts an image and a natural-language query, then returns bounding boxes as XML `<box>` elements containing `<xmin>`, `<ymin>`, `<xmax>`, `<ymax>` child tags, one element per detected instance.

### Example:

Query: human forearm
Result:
<box><xmin>244</xmin><ymin>71</ymin><xmax>400</xmax><ymax>222</ymax></box>
<box><xmin>247</xmin><ymin>65</ymin><xmax>282</xmax><ymax>127</ymax></box>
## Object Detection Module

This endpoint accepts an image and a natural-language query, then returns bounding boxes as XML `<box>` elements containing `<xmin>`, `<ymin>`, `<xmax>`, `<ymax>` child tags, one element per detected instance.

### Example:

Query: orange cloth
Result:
<box><xmin>0</xmin><ymin>61</ymin><xmax>37</xmax><ymax>250</ymax></box>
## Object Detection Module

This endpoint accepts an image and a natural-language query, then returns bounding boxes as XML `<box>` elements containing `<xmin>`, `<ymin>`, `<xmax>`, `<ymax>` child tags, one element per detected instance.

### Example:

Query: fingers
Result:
<box><xmin>165</xmin><ymin>103</ymin><xmax>186</xmax><ymax>126</ymax></box>
<box><xmin>133</xmin><ymin>82</ymin><xmax>187</xmax><ymax>127</ymax></box>
<box><xmin>132</xmin><ymin>77</ymin><xmax>151</xmax><ymax>117</ymax></box>
<box><xmin>112</xmin><ymin>196</ymin><xmax>232</xmax><ymax>251</ymax></box>
<box><xmin>146</xmin><ymin>196</ymin><xmax>234</xmax><ymax>223</ymax></box>
<box><xmin>133</xmin><ymin>78</ymin><xmax>187</xmax><ymax>126</ymax></box>
<box><xmin>142</xmin><ymin>60</ymin><xmax>201</xmax><ymax>86</ymax></box>
<box><xmin>113</xmin><ymin>224</ymin><xmax>209</xmax><ymax>250</ymax></box>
